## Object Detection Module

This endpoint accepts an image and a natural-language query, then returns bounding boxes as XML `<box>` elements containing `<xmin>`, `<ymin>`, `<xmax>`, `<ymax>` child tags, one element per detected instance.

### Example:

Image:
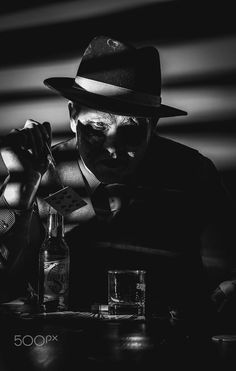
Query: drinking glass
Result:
<box><xmin>108</xmin><ymin>270</ymin><xmax>146</xmax><ymax>315</ymax></box>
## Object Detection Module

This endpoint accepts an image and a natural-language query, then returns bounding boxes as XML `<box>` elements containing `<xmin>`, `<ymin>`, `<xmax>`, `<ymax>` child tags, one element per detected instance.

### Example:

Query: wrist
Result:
<box><xmin>0</xmin><ymin>195</ymin><xmax>15</xmax><ymax>235</ymax></box>
<box><xmin>3</xmin><ymin>171</ymin><xmax>41</xmax><ymax>210</ymax></box>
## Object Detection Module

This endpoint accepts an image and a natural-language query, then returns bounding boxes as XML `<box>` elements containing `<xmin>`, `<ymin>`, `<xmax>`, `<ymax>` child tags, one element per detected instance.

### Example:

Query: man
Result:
<box><xmin>0</xmin><ymin>36</ymin><xmax>235</xmax><ymax>326</ymax></box>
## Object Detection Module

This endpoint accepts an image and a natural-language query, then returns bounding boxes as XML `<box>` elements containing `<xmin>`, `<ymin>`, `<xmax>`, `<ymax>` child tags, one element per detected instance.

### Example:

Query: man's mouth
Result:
<box><xmin>100</xmin><ymin>158</ymin><xmax>128</xmax><ymax>168</ymax></box>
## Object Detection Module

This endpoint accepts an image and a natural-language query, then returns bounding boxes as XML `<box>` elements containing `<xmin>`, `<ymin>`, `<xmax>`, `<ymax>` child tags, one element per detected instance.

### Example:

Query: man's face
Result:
<box><xmin>71</xmin><ymin>105</ymin><xmax>153</xmax><ymax>184</ymax></box>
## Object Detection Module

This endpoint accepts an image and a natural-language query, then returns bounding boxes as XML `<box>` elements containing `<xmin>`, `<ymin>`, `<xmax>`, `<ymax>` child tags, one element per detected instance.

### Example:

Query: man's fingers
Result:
<box><xmin>42</xmin><ymin>122</ymin><xmax>52</xmax><ymax>145</ymax></box>
<box><xmin>24</xmin><ymin>119</ymin><xmax>40</xmax><ymax>129</ymax></box>
<box><xmin>24</xmin><ymin>119</ymin><xmax>51</xmax><ymax>146</ymax></box>
<box><xmin>27</xmin><ymin>128</ymin><xmax>40</xmax><ymax>159</ymax></box>
<box><xmin>24</xmin><ymin>118</ymin><xmax>51</xmax><ymax>150</ymax></box>
<box><xmin>1</xmin><ymin>128</ymin><xmax>27</xmax><ymax>148</ymax></box>
<box><xmin>23</xmin><ymin>121</ymin><xmax>42</xmax><ymax>157</ymax></box>
<box><xmin>2</xmin><ymin>119</ymin><xmax>52</xmax><ymax>174</ymax></box>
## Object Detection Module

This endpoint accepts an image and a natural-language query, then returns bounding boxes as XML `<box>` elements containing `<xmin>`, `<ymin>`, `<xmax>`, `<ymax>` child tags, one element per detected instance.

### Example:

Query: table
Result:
<box><xmin>0</xmin><ymin>303</ymin><xmax>235</xmax><ymax>370</ymax></box>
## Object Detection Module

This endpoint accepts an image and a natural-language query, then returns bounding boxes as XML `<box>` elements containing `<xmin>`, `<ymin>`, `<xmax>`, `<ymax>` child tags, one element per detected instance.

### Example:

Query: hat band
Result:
<box><xmin>74</xmin><ymin>76</ymin><xmax>161</xmax><ymax>107</ymax></box>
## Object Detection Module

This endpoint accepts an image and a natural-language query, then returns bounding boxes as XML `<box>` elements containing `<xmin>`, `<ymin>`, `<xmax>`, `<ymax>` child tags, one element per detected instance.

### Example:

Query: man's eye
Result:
<box><xmin>91</xmin><ymin>122</ymin><xmax>108</xmax><ymax>131</ymax></box>
<box><xmin>128</xmin><ymin>119</ymin><xmax>139</xmax><ymax>127</ymax></box>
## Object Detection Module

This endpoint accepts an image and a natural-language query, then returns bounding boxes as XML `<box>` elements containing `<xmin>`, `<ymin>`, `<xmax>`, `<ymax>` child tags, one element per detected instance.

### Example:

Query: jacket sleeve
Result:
<box><xmin>197</xmin><ymin>155</ymin><xmax>236</xmax><ymax>280</ymax></box>
<box><xmin>196</xmin><ymin>155</ymin><xmax>236</xmax><ymax>322</ymax></box>
<box><xmin>0</xmin><ymin>152</ymin><xmax>10</xmax><ymax>196</ymax></box>
<box><xmin>0</xmin><ymin>199</ymin><xmax>45</xmax><ymax>302</ymax></box>
<box><xmin>0</xmin><ymin>153</ymin><xmax>14</xmax><ymax>236</ymax></box>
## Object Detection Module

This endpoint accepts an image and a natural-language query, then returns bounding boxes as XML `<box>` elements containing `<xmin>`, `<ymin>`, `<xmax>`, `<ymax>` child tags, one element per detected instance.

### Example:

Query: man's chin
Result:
<box><xmin>94</xmin><ymin>166</ymin><xmax>128</xmax><ymax>184</ymax></box>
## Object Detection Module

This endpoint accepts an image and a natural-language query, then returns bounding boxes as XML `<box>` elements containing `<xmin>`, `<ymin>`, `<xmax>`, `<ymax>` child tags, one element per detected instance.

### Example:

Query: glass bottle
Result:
<box><xmin>38</xmin><ymin>207</ymin><xmax>70</xmax><ymax>312</ymax></box>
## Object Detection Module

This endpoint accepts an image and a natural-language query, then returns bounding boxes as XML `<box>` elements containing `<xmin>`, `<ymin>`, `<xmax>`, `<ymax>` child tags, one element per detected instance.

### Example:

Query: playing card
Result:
<box><xmin>44</xmin><ymin>186</ymin><xmax>87</xmax><ymax>216</ymax></box>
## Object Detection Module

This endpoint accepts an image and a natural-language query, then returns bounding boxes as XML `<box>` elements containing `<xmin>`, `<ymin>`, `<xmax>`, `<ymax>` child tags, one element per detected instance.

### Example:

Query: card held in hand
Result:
<box><xmin>44</xmin><ymin>186</ymin><xmax>87</xmax><ymax>216</ymax></box>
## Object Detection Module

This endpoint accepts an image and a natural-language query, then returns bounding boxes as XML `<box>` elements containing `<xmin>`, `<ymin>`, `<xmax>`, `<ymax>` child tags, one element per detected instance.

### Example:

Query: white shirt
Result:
<box><xmin>78</xmin><ymin>157</ymin><xmax>123</xmax><ymax>214</ymax></box>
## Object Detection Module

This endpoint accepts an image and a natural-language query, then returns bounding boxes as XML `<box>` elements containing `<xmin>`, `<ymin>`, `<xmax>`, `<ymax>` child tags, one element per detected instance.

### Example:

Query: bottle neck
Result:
<box><xmin>46</xmin><ymin>209</ymin><xmax>64</xmax><ymax>239</ymax></box>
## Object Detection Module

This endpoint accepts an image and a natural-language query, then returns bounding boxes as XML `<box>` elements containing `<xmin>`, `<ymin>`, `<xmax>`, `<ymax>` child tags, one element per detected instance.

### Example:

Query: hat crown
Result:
<box><xmin>77</xmin><ymin>35</ymin><xmax>161</xmax><ymax>96</ymax></box>
<box><xmin>43</xmin><ymin>35</ymin><xmax>187</xmax><ymax>117</ymax></box>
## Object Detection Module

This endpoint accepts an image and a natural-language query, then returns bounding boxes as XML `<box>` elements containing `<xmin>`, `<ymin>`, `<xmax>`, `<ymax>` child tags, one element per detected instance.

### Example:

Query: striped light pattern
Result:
<box><xmin>0</xmin><ymin>1</ymin><xmax>236</xmax><ymax>175</ymax></box>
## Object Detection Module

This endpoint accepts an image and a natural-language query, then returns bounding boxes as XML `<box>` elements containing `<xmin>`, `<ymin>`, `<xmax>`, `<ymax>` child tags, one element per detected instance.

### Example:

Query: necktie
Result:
<box><xmin>91</xmin><ymin>183</ymin><xmax>112</xmax><ymax>219</ymax></box>
<box><xmin>91</xmin><ymin>183</ymin><xmax>132</xmax><ymax>220</ymax></box>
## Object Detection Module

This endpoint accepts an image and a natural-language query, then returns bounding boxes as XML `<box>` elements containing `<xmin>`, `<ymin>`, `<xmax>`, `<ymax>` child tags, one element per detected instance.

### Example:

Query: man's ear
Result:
<box><xmin>68</xmin><ymin>101</ymin><xmax>77</xmax><ymax>133</ymax></box>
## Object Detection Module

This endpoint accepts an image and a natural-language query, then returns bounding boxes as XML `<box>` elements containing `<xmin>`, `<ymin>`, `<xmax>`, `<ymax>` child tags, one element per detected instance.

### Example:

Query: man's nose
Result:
<box><xmin>103</xmin><ymin>126</ymin><xmax>119</xmax><ymax>159</ymax></box>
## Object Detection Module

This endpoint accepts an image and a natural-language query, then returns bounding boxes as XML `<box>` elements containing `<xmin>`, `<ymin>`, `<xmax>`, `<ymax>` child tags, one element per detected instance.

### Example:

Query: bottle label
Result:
<box><xmin>44</xmin><ymin>258</ymin><xmax>69</xmax><ymax>296</ymax></box>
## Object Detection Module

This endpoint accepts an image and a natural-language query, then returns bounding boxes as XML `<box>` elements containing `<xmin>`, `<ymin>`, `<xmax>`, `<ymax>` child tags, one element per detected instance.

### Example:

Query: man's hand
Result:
<box><xmin>211</xmin><ymin>280</ymin><xmax>236</xmax><ymax>313</ymax></box>
<box><xmin>0</xmin><ymin>120</ymin><xmax>51</xmax><ymax>210</ymax></box>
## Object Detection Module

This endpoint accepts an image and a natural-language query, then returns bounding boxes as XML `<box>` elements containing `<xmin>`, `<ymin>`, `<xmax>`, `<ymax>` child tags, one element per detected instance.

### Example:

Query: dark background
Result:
<box><xmin>0</xmin><ymin>0</ymin><xmax>236</xmax><ymax>201</ymax></box>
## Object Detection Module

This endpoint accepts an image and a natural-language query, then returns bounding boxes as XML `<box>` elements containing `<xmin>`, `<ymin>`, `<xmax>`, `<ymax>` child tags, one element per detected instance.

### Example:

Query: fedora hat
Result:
<box><xmin>44</xmin><ymin>35</ymin><xmax>187</xmax><ymax>118</ymax></box>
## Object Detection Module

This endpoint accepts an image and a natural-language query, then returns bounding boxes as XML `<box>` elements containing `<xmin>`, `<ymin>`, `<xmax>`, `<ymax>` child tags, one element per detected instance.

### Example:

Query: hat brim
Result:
<box><xmin>44</xmin><ymin>77</ymin><xmax>187</xmax><ymax>118</ymax></box>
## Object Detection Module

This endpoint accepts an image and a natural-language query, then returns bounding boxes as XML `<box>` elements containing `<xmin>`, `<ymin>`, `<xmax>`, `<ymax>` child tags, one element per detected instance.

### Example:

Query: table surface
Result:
<box><xmin>0</xmin><ymin>302</ymin><xmax>235</xmax><ymax>371</ymax></box>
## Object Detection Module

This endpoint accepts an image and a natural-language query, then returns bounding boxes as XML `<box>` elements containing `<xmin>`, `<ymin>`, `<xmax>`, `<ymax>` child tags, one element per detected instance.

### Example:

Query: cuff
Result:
<box><xmin>0</xmin><ymin>195</ymin><xmax>15</xmax><ymax>235</ymax></box>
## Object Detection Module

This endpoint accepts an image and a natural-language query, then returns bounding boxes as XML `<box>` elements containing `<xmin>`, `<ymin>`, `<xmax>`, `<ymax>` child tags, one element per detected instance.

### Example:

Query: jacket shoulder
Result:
<box><xmin>143</xmin><ymin>134</ymin><xmax>216</xmax><ymax>189</ymax></box>
<box><xmin>52</xmin><ymin>137</ymin><xmax>77</xmax><ymax>162</ymax></box>
<box><xmin>153</xmin><ymin>134</ymin><xmax>200</xmax><ymax>159</ymax></box>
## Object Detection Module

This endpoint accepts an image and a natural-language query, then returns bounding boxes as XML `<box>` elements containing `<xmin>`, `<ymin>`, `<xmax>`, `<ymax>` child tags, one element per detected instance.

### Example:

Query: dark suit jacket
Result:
<box><xmin>1</xmin><ymin>133</ymin><xmax>235</xmax><ymax>322</ymax></box>
<box><xmin>34</xmin><ymin>133</ymin><xmax>235</xmax><ymax>318</ymax></box>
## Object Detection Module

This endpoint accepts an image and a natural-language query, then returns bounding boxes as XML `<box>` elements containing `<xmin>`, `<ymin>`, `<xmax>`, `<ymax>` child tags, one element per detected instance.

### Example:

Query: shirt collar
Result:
<box><xmin>78</xmin><ymin>157</ymin><xmax>100</xmax><ymax>193</ymax></box>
